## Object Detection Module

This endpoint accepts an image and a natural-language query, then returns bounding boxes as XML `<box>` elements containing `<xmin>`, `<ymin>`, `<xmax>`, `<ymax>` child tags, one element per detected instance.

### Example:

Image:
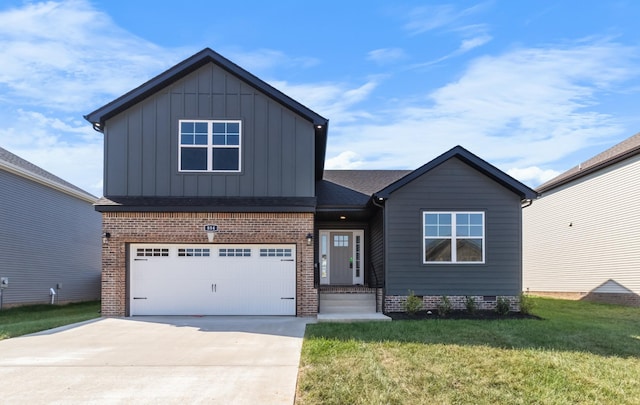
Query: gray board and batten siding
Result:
<box><xmin>382</xmin><ymin>157</ymin><xmax>526</xmax><ymax>296</ymax></box>
<box><xmin>0</xmin><ymin>157</ymin><xmax>101</xmax><ymax>306</ymax></box>
<box><xmin>103</xmin><ymin>62</ymin><xmax>315</xmax><ymax>198</ymax></box>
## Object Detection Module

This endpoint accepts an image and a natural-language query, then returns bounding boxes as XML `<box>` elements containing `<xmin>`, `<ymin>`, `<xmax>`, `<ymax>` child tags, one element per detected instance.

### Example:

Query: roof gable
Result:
<box><xmin>0</xmin><ymin>147</ymin><xmax>97</xmax><ymax>202</ymax></box>
<box><xmin>375</xmin><ymin>145</ymin><xmax>537</xmax><ymax>200</ymax></box>
<box><xmin>537</xmin><ymin>132</ymin><xmax>640</xmax><ymax>193</ymax></box>
<box><xmin>84</xmin><ymin>47</ymin><xmax>329</xmax><ymax>179</ymax></box>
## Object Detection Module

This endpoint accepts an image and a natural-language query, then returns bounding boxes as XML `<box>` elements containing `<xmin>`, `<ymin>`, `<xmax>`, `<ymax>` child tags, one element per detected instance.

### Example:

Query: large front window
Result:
<box><xmin>179</xmin><ymin>120</ymin><xmax>241</xmax><ymax>172</ymax></box>
<box><xmin>423</xmin><ymin>212</ymin><xmax>484</xmax><ymax>263</ymax></box>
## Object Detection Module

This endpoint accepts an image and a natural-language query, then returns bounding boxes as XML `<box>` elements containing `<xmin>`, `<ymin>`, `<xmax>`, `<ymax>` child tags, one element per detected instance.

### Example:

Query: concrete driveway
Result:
<box><xmin>0</xmin><ymin>316</ymin><xmax>311</xmax><ymax>404</ymax></box>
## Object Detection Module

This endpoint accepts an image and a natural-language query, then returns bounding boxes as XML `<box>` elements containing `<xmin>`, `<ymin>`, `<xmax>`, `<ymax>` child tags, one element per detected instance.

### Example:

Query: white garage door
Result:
<box><xmin>130</xmin><ymin>244</ymin><xmax>296</xmax><ymax>316</ymax></box>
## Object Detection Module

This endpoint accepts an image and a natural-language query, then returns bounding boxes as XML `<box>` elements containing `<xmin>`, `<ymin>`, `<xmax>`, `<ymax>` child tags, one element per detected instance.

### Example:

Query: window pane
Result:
<box><xmin>227</xmin><ymin>122</ymin><xmax>240</xmax><ymax>133</ymax></box>
<box><xmin>227</xmin><ymin>134</ymin><xmax>240</xmax><ymax>145</ymax></box>
<box><xmin>456</xmin><ymin>213</ymin><xmax>469</xmax><ymax>225</ymax></box>
<box><xmin>425</xmin><ymin>225</ymin><xmax>438</xmax><ymax>237</ymax></box>
<box><xmin>194</xmin><ymin>134</ymin><xmax>208</xmax><ymax>145</ymax></box>
<box><xmin>425</xmin><ymin>239</ymin><xmax>451</xmax><ymax>262</ymax></box>
<box><xmin>181</xmin><ymin>134</ymin><xmax>194</xmax><ymax>145</ymax></box>
<box><xmin>194</xmin><ymin>122</ymin><xmax>208</xmax><ymax>133</ymax></box>
<box><xmin>469</xmin><ymin>225</ymin><xmax>483</xmax><ymax>237</ymax></box>
<box><xmin>213</xmin><ymin>122</ymin><xmax>226</xmax><ymax>133</ymax></box>
<box><xmin>181</xmin><ymin>122</ymin><xmax>194</xmax><ymax>133</ymax></box>
<box><xmin>440</xmin><ymin>225</ymin><xmax>451</xmax><ymax>237</ymax></box>
<box><xmin>456</xmin><ymin>239</ymin><xmax>482</xmax><ymax>262</ymax></box>
<box><xmin>439</xmin><ymin>214</ymin><xmax>451</xmax><ymax>225</ymax></box>
<box><xmin>212</xmin><ymin>148</ymin><xmax>239</xmax><ymax>170</ymax></box>
<box><xmin>457</xmin><ymin>225</ymin><xmax>469</xmax><ymax>237</ymax></box>
<box><xmin>181</xmin><ymin>148</ymin><xmax>207</xmax><ymax>170</ymax></box>
<box><xmin>213</xmin><ymin>135</ymin><xmax>226</xmax><ymax>145</ymax></box>
<box><xmin>470</xmin><ymin>213</ymin><xmax>483</xmax><ymax>225</ymax></box>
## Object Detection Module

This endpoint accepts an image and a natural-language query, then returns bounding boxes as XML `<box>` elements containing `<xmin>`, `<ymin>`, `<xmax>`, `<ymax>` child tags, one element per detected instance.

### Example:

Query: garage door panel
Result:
<box><xmin>130</xmin><ymin>244</ymin><xmax>296</xmax><ymax>316</ymax></box>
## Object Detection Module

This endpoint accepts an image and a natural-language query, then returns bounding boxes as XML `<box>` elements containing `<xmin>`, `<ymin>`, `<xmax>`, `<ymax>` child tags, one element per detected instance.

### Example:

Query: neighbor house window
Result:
<box><xmin>423</xmin><ymin>212</ymin><xmax>484</xmax><ymax>263</ymax></box>
<box><xmin>179</xmin><ymin>120</ymin><xmax>241</xmax><ymax>172</ymax></box>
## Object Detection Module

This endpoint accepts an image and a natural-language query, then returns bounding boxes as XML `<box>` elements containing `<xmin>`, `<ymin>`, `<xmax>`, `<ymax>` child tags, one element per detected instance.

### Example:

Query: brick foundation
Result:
<box><xmin>384</xmin><ymin>294</ymin><xmax>521</xmax><ymax>312</ymax></box>
<box><xmin>101</xmin><ymin>211</ymin><xmax>316</xmax><ymax>317</ymax></box>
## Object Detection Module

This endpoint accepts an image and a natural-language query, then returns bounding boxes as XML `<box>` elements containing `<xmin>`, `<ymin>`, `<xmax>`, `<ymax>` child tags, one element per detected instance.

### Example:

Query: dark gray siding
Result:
<box><xmin>0</xmin><ymin>170</ymin><xmax>101</xmax><ymax>305</ymax></box>
<box><xmin>369</xmin><ymin>210</ymin><xmax>384</xmax><ymax>288</ymax></box>
<box><xmin>384</xmin><ymin>157</ymin><xmax>523</xmax><ymax>296</ymax></box>
<box><xmin>104</xmin><ymin>63</ymin><xmax>315</xmax><ymax>198</ymax></box>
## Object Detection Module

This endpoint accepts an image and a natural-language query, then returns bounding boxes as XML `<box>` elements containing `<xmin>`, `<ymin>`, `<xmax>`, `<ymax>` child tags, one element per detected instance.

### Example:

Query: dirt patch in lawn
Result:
<box><xmin>386</xmin><ymin>310</ymin><xmax>542</xmax><ymax>321</ymax></box>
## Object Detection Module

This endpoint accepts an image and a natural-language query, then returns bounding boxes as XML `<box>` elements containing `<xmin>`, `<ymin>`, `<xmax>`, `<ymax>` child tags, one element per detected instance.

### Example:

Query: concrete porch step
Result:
<box><xmin>317</xmin><ymin>312</ymin><xmax>391</xmax><ymax>323</ymax></box>
<box><xmin>319</xmin><ymin>292</ymin><xmax>376</xmax><ymax>314</ymax></box>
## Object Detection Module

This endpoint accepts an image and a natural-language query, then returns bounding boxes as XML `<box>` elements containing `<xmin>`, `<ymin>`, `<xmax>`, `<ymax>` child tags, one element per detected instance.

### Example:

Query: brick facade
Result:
<box><xmin>384</xmin><ymin>294</ymin><xmax>521</xmax><ymax>312</ymax></box>
<box><xmin>101</xmin><ymin>211</ymin><xmax>316</xmax><ymax>317</ymax></box>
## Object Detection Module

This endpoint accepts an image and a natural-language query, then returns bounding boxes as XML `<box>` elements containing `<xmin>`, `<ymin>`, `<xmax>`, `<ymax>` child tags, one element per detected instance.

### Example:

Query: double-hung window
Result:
<box><xmin>179</xmin><ymin>120</ymin><xmax>241</xmax><ymax>172</ymax></box>
<box><xmin>423</xmin><ymin>212</ymin><xmax>484</xmax><ymax>263</ymax></box>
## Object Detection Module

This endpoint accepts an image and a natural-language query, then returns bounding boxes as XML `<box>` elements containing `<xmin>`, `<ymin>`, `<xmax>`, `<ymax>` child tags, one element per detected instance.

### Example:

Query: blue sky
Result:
<box><xmin>1</xmin><ymin>0</ymin><xmax>639</xmax><ymax>196</ymax></box>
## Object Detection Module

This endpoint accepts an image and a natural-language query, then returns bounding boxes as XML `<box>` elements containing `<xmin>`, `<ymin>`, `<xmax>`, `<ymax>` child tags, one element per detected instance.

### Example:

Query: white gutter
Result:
<box><xmin>0</xmin><ymin>160</ymin><xmax>98</xmax><ymax>204</ymax></box>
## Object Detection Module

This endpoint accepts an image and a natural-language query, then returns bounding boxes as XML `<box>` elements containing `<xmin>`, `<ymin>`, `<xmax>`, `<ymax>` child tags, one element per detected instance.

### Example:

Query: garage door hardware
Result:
<box><xmin>281</xmin><ymin>259</ymin><xmax>294</xmax><ymax>262</ymax></box>
<box><xmin>281</xmin><ymin>297</ymin><xmax>295</xmax><ymax>300</ymax></box>
<box><xmin>133</xmin><ymin>297</ymin><xmax>147</xmax><ymax>300</ymax></box>
<box><xmin>212</xmin><ymin>284</ymin><xmax>217</xmax><ymax>292</ymax></box>
<box><xmin>134</xmin><ymin>258</ymin><xmax>148</xmax><ymax>261</ymax></box>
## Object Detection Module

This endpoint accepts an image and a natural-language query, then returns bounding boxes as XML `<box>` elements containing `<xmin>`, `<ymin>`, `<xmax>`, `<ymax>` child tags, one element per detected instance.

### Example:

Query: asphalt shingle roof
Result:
<box><xmin>317</xmin><ymin>170</ymin><xmax>411</xmax><ymax>206</ymax></box>
<box><xmin>537</xmin><ymin>132</ymin><xmax>640</xmax><ymax>193</ymax></box>
<box><xmin>0</xmin><ymin>146</ymin><xmax>96</xmax><ymax>200</ymax></box>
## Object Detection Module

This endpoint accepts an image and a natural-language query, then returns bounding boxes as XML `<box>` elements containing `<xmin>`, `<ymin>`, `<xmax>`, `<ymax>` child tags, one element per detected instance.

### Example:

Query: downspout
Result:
<box><xmin>371</xmin><ymin>195</ymin><xmax>385</xmax><ymax>313</ymax></box>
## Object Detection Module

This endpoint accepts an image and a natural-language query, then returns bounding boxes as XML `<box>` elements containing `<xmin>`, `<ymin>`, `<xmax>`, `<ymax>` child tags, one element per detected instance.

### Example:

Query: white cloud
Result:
<box><xmin>0</xmin><ymin>0</ymin><xmax>183</xmax><ymax>110</ymax></box>
<box><xmin>226</xmin><ymin>48</ymin><xmax>320</xmax><ymax>72</ymax></box>
<box><xmin>326</xmin><ymin>41</ymin><xmax>636</xmax><ymax>185</ymax></box>
<box><xmin>507</xmin><ymin>167</ymin><xmax>560</xmax><ymax>188</ymax></box>
<box><xmin>403</xmin><ymin>3</ymin><xmax>489</xmax><ymax>36</ymax></box>
<box><xmin>268</xmin><ymin>79</ymin><xmax>379</xmax><ymax>123</ymax></box>
<box><xmin>367</xmin><ymin>48</ymin><xmax>406</xmax><ymax>65</ymax></box>
<box><xmin>0</xmin><ymin>109</ymin><xmax>103</xmax><ymax>195</ymax></box>
<box><xmin>325</xmin><ymin>151</ymin><xmax>365</xmax><ymax>169</ymax></box>
<box><xmin>459</xmin><ymin>34</ymin><xmax>492</xmax><ymax>52</ymax></box>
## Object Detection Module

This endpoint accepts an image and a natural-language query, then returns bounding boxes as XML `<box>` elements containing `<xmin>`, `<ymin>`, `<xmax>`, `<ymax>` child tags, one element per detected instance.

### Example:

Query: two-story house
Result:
<box><xmin>85</xmin><ymin>48</ymin><xmax>536</xmax><ymax>317</ymax></box>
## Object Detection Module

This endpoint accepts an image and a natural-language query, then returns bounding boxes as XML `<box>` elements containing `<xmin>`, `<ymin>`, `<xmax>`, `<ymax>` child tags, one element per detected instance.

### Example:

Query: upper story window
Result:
<box><xmin>423</xmin><ymin>212</ymin><xmax>485</xmax><ymax>264</ymax></box>
<box><xmin>179</xmin><ymin>120</ymin><xmax>241</xmax><ymax>172</ymax></box>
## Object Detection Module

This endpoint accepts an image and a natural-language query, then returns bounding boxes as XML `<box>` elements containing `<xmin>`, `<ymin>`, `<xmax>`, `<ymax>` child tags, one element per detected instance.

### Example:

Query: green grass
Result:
<box><xmin>296</xmin><ymin>297</ymin><xmax>640</xmax><ymax>404</ymax></box>
<box><xmin>0</xmin><ymin>301</ymin><xmax>100</xmax><ymax>340</ymax></box>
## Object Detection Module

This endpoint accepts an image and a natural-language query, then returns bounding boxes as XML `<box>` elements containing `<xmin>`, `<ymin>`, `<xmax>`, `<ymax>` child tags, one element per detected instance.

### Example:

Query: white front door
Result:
<box><xmin>318</xmin><ymin>230</ymin><xmax>364</xmax><ymax>285</ymax></box>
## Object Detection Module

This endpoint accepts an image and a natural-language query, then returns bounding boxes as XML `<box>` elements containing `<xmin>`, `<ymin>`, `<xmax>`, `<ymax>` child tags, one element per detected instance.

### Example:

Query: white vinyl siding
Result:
<box><xmin>523</xmin><ymin>154</ymin><xmax>640</xmax><ymax>295</ymax></box>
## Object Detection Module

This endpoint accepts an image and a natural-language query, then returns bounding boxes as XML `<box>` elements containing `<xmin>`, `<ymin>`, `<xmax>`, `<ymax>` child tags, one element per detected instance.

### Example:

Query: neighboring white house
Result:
<box><xmin>523</xmin><ymin>132</ymin><xmax>640</xmax><ymax>306</ymax></box>
<box><xmin>0</xmin><ymin>147</ymin><xmax>101</xmax><ymax>307</ymax></box>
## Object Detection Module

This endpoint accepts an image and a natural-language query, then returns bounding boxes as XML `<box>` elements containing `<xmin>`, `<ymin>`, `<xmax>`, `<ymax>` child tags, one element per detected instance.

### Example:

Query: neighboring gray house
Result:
<box><xmin>84</xmin><ymin>48</ymin><xmax>536</xmax><ymax>318</ymax></box>
<box><xmin>523</xmin><ymin>133</ymin><xmax>640</xmax><ymax>306</ymax></box>
<box><xmin>0</xmin><ymin>147</ymin><xmax>101</xmax><ymax>306</ymax></box>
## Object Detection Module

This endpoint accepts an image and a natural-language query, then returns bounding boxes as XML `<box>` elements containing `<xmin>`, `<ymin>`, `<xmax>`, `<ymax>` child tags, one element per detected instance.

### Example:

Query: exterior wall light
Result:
<box><xmin>306</xmin><ymin>233</ymin><xmax>313</xmax><ymax>246</ymax></box>
<box><xmin>102</xmin><ymin>232</ymin><xmax>111</xmax><ymax>244</ymax></box>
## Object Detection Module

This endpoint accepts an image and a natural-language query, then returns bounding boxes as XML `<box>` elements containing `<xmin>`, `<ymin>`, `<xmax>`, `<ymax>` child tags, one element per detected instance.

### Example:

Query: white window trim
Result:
<box><xmin>423</xmin><ymin>211</ymin><xmax>485</xmax><ymax>264</ymax></box>
<box><xmin>178</xmin><ymin>119</ymin><xmax>242</xmax><ymax>173</ymax></box>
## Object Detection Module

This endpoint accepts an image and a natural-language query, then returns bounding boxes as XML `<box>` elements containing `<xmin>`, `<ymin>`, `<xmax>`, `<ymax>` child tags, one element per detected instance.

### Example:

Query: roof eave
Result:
<box><xmin>0</xmin><ymin>160</ymin><xmax>98</xmax><ymax>203</ymax></box>
<box><xmin>537</xmin><ymin>145</ymin><xmax>640</xmax><ymax>193</ymax></box>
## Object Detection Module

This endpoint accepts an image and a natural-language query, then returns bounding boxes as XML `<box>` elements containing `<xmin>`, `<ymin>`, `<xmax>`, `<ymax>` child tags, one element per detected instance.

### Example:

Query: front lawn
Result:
<box><xmin>0</xmin><ymin>301</ymin><xmax>101</xmax><ymax>340</ymax></box>
<box><xmin>296</xmin><ymin>297</ymin><xmax>640</xmax><ymax>404</ymax></box>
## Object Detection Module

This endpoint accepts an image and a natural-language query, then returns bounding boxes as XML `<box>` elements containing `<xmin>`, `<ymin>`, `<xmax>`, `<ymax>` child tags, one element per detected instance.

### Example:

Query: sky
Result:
<box><xmin>1</xmin><ymin>0</ymin><xmax>639</xmax><ymax>197</ymax></box>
